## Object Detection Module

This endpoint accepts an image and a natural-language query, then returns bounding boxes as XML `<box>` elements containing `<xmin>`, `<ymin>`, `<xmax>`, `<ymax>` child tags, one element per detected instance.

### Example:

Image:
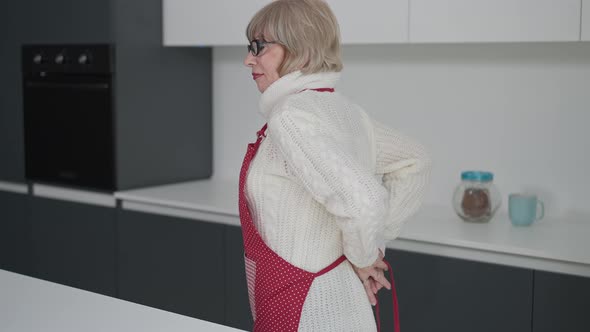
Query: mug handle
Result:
<box><xmin>536</xmin><ymin>200</ymin><xmax>545</xmax><ymax>221</ymax></box>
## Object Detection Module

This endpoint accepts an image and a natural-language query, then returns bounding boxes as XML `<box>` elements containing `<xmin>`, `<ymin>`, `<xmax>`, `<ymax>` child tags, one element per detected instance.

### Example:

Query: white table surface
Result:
<box><xmin>0</xmin><ymin>269</ymin><xmax>245</xmax><ymax>332</ymax></box>
<box><xmin>115</xmin><ymin>178</ymin><xmax>590</xmax><ymax>277</ymax></box>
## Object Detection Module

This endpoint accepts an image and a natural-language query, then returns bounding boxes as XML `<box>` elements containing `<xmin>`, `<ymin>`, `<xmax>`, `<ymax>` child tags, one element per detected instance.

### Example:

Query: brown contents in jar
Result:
<box><xmin>461</xmin><ymin>188</ymin><xmax>491</xmax><ymax>219</ymax></box>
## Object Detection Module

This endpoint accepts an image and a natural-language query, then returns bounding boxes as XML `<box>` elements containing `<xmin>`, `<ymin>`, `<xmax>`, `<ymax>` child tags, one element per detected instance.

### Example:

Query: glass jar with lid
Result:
<box><xmin>453</xmin><ymin>171</ymin><xmax>501</xmax><ymax>222</ymax></box>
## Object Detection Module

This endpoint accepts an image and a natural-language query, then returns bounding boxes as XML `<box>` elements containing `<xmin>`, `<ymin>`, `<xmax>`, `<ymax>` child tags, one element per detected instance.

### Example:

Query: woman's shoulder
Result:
<box><xmin>269</xmin><ymin>93</ymin><xmax>372</xmax><ymax>146</ymax></box>
<box><xmin>278</xmin><ymin>91</ymin><xmax>362</xmax><ymax>119</ymax></box>
<box><xmin>282</xmin><ymin>90</ymin><xmax>333</xmax><ymax>110</ymax></box>
<box><xmin>267</xmin><ymin>98</ymin><xmax>320</xmax><ymax>135</ymax></box>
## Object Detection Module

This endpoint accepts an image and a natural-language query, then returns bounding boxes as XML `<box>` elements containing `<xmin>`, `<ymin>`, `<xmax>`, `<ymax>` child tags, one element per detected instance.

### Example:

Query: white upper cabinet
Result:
<box><xmin>583</xmin><ymin>0</ymin><xmax>590</xmax><ymax>41</ymax></box>
<box><xmin>409</xmin><ymin>0</ymin><xmax>582</xmax><ymax>43</ymax></box>
<box><xmin>163</xmin><ymin>0</ymin><xmax>271</xmax><ymax>46</ymax></box>
<box><xmin>326</xmin><ymin>0</ymin><xmax>408</xmax><ymax>44</ymax></box>
<box><xmin>164</xmin><ymin>0</ymin><xmax>585</xmax><ymax>46</ymax></box>
<box><xmin>163</xmin><ymin>0</ymin><xmax>408</xmax><ymax>46</ymax></box>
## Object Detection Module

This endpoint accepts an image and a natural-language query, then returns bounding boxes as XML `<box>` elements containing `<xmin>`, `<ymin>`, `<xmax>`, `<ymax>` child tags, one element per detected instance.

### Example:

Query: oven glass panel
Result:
<box><xmin>23</xmin><ymin>74</ymin><xmax>115</xmax><ymax>191</ymax></box>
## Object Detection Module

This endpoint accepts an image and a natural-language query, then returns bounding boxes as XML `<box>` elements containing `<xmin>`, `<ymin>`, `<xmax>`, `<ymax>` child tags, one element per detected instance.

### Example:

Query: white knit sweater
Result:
<box><xmin>245</xmin><ymin>70</ymin><xmax>431</xmax><ymax>331</ymax></box>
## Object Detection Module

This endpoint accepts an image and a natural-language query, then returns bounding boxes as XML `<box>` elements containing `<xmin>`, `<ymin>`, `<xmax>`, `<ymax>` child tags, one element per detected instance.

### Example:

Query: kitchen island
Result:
<box><xmin>0</xmin><ymin>269</ymin><xmax>245</xmax><ymax>332</ymax></box>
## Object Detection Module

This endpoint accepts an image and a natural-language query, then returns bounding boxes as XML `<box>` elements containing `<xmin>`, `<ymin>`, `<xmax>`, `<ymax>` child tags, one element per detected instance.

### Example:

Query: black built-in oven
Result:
<box><xmin>22</xmin><ymin>44</ymin><xmax>116</xmax><ymax>191</ymax></box>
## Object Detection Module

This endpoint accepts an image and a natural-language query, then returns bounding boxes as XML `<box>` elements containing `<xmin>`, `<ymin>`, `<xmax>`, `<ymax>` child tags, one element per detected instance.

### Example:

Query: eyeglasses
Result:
<box><xmin>247</xmin><ymin>39</ymin><xmax>278</xmax><ymax>56</ymax></box>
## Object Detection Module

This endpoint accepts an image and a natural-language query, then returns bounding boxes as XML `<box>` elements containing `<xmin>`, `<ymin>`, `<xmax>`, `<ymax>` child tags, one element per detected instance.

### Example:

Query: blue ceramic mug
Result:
<box><xmin>509</xmin><ymin>194</ymin><xmax>544</xmax><ymax>226</ymax></box>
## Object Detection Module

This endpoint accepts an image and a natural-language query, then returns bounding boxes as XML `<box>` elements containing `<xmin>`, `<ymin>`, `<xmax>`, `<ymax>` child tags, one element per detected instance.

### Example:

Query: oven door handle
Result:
<box><xmin>25</xmin><ymin>81</ymin><xmax>110</xmax><ymax>90</ymax></box>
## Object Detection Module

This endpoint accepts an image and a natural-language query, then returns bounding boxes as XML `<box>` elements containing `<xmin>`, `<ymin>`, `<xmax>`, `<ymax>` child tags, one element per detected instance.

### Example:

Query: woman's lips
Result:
<box><xmin>252</xmin><ymin>73</ymin><xmax>263</xmax><ymax>80</ymax></box>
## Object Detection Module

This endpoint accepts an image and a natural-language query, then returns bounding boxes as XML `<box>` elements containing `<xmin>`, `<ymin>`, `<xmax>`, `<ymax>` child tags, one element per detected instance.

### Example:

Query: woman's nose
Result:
<box><xmin>244</xmin><ymin>52</ymin><xmax>256</xmax><ymax>67</ymax></box>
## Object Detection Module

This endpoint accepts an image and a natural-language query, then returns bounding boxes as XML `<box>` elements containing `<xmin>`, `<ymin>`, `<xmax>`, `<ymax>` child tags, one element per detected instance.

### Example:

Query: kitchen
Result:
<box><xmin>1</xmin><ymin>0</ymin><xmax>590</xmax><ymax>331</ymax></box>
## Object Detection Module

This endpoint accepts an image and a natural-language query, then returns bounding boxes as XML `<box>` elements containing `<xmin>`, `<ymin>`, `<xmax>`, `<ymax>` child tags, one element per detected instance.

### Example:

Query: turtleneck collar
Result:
<box><xmin>258</xmin><ymin>70</ymin><xmax>341</xmax><ymax>120</ymax></box>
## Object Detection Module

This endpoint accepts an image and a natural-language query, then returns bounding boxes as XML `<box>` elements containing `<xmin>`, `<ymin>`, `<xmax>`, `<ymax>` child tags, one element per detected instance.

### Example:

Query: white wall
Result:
<box><xmin>212</xmin><ymin>43</ymin><xmax>590</xmax><ymax>220</ymax></box>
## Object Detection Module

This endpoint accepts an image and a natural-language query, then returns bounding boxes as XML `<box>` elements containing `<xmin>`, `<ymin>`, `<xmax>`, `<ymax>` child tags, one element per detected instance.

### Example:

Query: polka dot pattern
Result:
<box><xmin>239</xmin><ymin>124</ymin><xmax>347</xmax><ymax>332</ymax></box>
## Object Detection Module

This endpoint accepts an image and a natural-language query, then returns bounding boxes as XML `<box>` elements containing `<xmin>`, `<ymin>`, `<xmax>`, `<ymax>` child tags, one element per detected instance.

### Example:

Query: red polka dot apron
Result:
<box><xmin>238</xmin><ymin>88</ymin><xmax>400</xmax><ymax>332</ymax></box>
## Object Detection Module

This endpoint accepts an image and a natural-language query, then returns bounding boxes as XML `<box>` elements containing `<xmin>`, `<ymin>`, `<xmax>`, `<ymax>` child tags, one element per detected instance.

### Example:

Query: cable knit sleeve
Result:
<box><xmin>268</xmin><ymin>106</ymin><xmax>389</xmax><ymax>268</ymax></box>
<box><xmin>373</xmin><ymin>120</ymin><xmax>432</xmax><ymax>250</ymax></box>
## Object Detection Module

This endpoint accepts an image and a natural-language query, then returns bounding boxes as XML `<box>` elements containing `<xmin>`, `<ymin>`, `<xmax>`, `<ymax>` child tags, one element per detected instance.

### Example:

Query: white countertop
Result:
<box><xmin>0</xmin><ymin>269</ymin><xmax>245</xmax><ymax>332</ymax></box>
<box><xmin>115</xmin><ymin>179</ymin><xmax>590</xmax><ymax>278</ymax></box>
<box><xmin>116</xmin><ymin>179</ymin><xmax>239</xmax><ymax>219</ymax></box>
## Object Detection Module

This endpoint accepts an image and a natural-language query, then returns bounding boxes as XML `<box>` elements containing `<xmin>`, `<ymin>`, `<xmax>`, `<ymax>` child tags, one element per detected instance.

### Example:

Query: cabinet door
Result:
<box><xmin>29</xmin><ymin>196</ymin><xmax>117</xmax><ymax>297</ymax></box>
<box><xmin>0</xmin><ymin>4</ymin><xmax>25</xmax><ymax>182</ymax></box>
<box><xmin>224</xmin><ymin>225</ymin><xmax>253</xmax><ymax>330</ymax></box>
<box><xmin>375</xmin><ymin>249</ymin><xmax>533</xmax><ymax>332</ymax></box>
<box><xmin>532</xmin><ymin>271</ymin><xmax>590</xmax><ymax>332</ymax></box>
<box><xmin>0</xmin><ymin>190</ymin><xmax>30</xmax><ymax>275</ymax></box>
<box><xmin>583</xmin><ymin>0</ymin><xmax>589</xmax><ymax>41</ymax></box>
<box><xmin>163</xmin><ymin>0</ymin><xmax>271</xmax><ymax>46</ymax></box>
<box><xmin>410</xmin><ymin>0</ymin><xmax>581</xmax><ymax>42</ymax></box>
<box><xmin>117</xmin><ymin>210</ymin><xmax>225</xmax><ymax>324</ymax></box>
<box><xmin>17</xmin><ymin>0</ymin><xmax>111</xmax><ymax>43</ymax></box>
<box><xmin>326</xmin><ymin>0</ymin><xmax>408</xmax><ymax>43</ymax></box>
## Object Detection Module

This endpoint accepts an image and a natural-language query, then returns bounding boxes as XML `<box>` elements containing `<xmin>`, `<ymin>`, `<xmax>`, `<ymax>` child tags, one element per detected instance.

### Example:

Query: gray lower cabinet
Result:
<box><xmin>28</xmin><ymin>196</ymin><xmax>117</xmax><ymax>296</ymax></box>
<box><xmin>224</xmin><ymin>225</ymin><xmax>253</xmax><ymax>330</ymax></box>
<box><xmin>0</xmin><ymin>191</ymin><xmax>30</xmax><ymax>275</ymax></box>
<box><xmin>532</xmin><ymin>271</ymin><xmax>590</xmax><ymax>332</ymax></box>
<box><xmin>376</xmin><ymin>249</ymin><xmax>534</xmax><ymax>332</ymax></box>
<box><xmin>117</xmin><ymin>210</ymin><xmax>225</xmax><ymax>325</ymax></box>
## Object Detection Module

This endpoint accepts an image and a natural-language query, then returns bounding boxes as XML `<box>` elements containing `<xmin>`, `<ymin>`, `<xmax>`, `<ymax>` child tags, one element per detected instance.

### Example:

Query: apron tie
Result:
<box><xmin>375</xmin><ymin>260</ymin><xmax>400</xmax><ymax>332</ymax></box>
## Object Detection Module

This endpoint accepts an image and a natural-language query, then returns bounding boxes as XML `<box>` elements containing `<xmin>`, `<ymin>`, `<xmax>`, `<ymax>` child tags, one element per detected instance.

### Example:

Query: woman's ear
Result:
<box><xmin>278</xmin><ymin>49</ymin><xmax>294</xmax><ymax>76</ymax></box>
<box><xmin>298</xmin><ymin>50</ymin><xmax>311</xmax><ymax>73</ymax></box>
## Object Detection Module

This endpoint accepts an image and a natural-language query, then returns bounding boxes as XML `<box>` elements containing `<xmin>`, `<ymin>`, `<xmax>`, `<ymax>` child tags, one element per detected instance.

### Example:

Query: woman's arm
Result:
<box><xmin>373</xmin><ymin>119</ymin><xmax>432</xmax><ymax>250</ymax></box>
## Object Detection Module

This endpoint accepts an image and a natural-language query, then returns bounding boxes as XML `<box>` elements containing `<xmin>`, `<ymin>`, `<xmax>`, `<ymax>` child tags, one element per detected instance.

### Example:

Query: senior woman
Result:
<box><xmin>238</xmin><ymin>0</ymin><xmax>431</xmax><ymax>331</ymax></box>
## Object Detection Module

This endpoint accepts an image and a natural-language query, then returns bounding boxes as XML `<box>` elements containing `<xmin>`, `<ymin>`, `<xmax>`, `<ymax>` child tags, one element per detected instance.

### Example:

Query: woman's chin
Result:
<box><xmin>256</xmin><ymin>82</ymin><xmax>267</xmax><ymax>93</ymax></box>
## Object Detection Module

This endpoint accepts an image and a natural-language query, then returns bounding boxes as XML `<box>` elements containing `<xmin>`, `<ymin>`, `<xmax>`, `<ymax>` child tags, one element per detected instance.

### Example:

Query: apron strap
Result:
<box><xmin>257</xmin><ymin>123</ymin><xmax>268</xmax><ymax>138</ymax></box>
<box><xmin>315</xmin><ymin>255</ymin><xmax>347</xmax><ymax>277</ymax></box>
<box><xmin>298</xmin><ymin>87</ymin><xmax>335</xmax><ymax>93</ymax></box>
<box><xmin>375</xmin><ymin>260</ymin><xmax>400</xmax><ymax>332</ymax></box>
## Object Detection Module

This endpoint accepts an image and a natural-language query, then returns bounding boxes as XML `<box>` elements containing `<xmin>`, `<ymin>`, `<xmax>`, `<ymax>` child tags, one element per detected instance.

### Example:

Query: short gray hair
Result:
<box><xmin>246</xmin><ymin>0</ymin><xmax>343</xmax><ymax>76</ymax></box>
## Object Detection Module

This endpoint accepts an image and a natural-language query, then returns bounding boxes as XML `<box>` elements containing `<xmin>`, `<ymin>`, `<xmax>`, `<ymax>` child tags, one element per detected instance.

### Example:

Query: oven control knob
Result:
<box><xmin>78</xmin><ymin>53</ymin><xmax>90</xmax><ymax>65</ymax></box>
<box><xmin>55</xmin><ymin>53</ymin><xmax>66</xmax><ymax>64</ymax></box>
<box><xmin>33</xmin><ymin>54</ymin><xmax>43</xmax><ymax>64</ymax></box>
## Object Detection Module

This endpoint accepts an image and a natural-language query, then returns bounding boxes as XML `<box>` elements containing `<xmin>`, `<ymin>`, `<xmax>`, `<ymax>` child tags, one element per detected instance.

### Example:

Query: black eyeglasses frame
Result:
<box><xmin>247</xmin><ymin>39</ymin><xmax>279</xmax><ymax>56</ymax></box>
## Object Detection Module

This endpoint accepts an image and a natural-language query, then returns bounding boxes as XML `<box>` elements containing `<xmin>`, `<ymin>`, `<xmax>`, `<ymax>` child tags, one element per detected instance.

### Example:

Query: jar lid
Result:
<box><xmin>461</xmin><ymin>171</ymin><xmax>494</xmax><ymax>182</ymax></box>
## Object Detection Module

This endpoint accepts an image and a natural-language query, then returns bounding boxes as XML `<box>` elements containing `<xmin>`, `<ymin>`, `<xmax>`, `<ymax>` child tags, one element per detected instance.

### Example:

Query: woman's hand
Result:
<box><xmin>352</xmin><ymin>250</ymin><xmax>391</xmax><ymax>306</ymax></box>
